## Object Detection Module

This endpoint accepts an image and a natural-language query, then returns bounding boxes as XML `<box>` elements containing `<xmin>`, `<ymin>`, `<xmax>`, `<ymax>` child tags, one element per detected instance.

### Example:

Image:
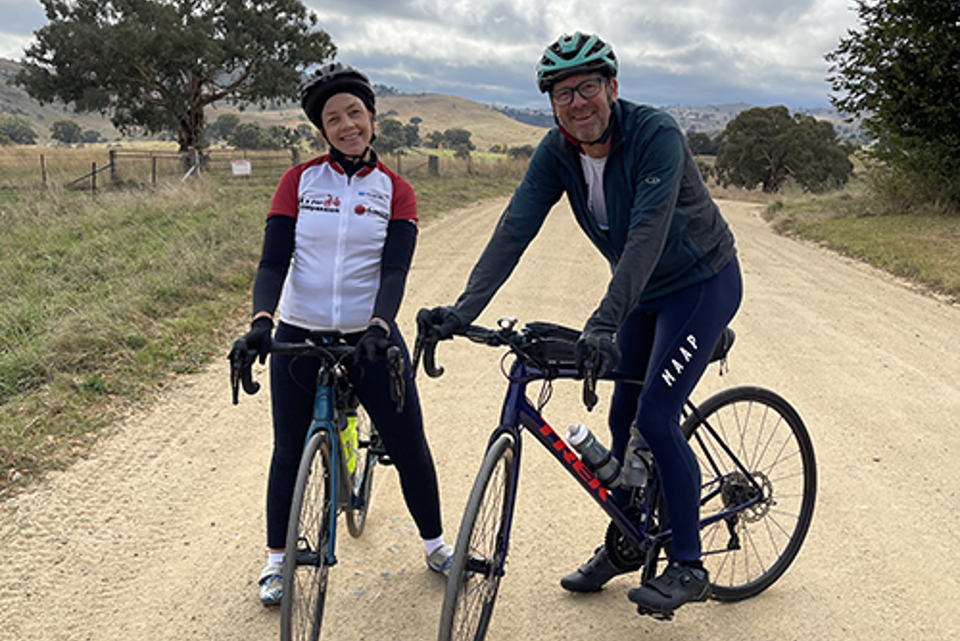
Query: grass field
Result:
<box><xmin>0</xmin><ymin>150</ymin><xmax>525</xmax><ymax>495</ymax></box>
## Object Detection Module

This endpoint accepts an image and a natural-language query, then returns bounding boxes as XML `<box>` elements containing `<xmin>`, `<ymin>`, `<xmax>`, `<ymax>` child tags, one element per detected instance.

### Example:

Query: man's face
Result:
<box><xmin>550</xmin><ymin>73</ymin><xmax>618</xmax><ymax>145</ymax></box>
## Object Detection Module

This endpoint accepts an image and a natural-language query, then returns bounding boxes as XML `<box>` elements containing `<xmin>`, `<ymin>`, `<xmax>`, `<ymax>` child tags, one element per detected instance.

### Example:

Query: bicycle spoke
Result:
<box><xmin>440</xmin><ymin>434</ymin><xmax>516</xmax><ymax>641</ymax></box>
<box><xmin>684</xmin><ymin>387</ymin><xmax>816</xmax><ymax>601</ymax></box>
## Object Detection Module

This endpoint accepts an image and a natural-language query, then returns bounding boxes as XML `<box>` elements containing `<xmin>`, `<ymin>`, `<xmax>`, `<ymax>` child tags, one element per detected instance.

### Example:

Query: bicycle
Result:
<box><xmin>230</xmin><ymin>333</ymin><xmax>405</xmax><ymax>641</ymax></box>
<box><xmin>413</xmin><ymin>314</ymin><xmax>816</xmax><ymax>640</ymax></box>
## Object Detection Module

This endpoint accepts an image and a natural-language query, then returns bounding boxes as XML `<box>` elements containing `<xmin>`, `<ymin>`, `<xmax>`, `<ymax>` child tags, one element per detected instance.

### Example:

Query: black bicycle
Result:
<box><xmin>414</xmin><ymin>314</ymin><xmax>816</xmax><ymax>640</ymax></box>
<box><xmin>230</xmin><ymin>333</ymin><xmax>404</xmax><ymax>641</ymax></box>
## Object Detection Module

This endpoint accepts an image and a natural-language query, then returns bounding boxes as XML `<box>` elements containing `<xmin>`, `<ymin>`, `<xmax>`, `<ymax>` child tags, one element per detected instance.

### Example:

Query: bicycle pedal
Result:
<box><xmin>636</xmin><ymin>605</ymin><xmax>674</xmax><ymax>622</ymax></box>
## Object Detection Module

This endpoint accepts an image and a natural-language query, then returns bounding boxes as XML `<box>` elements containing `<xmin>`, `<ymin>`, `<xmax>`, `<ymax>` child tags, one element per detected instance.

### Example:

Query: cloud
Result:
<box><xmin>304</xmin><ymin>0</ymin><xmax>861</xmax><ymax>108</ymax></box>
<box><xmin>0</xmin><ymin>0</ymin><xmax>862</xmax><ymax>108</ymax></box>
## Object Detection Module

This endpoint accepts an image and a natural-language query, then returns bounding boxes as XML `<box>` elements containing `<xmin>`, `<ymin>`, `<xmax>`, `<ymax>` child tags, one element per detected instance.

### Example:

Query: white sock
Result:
<box><xmin>423</xmin><ymin>535</ymin><xmax>446</xmax><ymax>556</ymax></box>
<box><xmin>268</xmin><ymin>551</ymin><xmax>285</xmax><ymax>566</ymax></box>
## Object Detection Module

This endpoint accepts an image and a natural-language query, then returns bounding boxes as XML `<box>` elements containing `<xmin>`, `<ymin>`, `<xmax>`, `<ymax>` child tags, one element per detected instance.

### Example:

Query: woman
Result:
<box><xmin>237</xmin><ymin>62</ymin><xmax>452</xmax><ymax>605</ymax></box>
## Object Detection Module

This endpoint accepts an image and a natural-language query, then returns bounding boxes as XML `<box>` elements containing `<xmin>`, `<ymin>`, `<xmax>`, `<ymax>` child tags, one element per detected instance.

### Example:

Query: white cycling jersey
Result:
<box><xmin>268</xmin><ymin>155</ymin><xmax>417</xmax><ymax>333</ymax></box>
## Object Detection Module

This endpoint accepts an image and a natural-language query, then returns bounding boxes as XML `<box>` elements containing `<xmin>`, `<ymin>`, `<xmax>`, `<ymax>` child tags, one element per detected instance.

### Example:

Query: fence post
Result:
<box><xmin>91</xmin><ymin>162</ymin><xmax>97</xmax><ymax>194</ymax></box>
<box><xmin>109</xmin><ymin>149</ymin><xmax>118</xmax><ymax>185</ymax></box>
<box><xmin>291</xmin><ymin>148</ymin><xmax>300</xmax><ymax>166</ymax></box>
<box><xmin>396</xmin><ymin>153</ymin><xmax>402</xmax><ymax>176</ymax></box>
<box><xmin>428</xmin><ymin>154</ymin><xmax>439</xmax><ymax>177</ymax></box>
<box><xmin>152</xmin><ymin>157</ymin><xmax>157</xmax><ymax>185</ymax></box>
<box><xmin>40</xmin><ymin>154</ymin><xmax>47</xmax><ymax>186</ymax></box>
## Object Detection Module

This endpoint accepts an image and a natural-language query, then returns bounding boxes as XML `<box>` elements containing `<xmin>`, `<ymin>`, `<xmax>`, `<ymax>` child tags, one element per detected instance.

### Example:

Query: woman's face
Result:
<box><xmin>321</xmin><ymin>93</ymin><xmax>375</xmax><ymax>156</ymax></box>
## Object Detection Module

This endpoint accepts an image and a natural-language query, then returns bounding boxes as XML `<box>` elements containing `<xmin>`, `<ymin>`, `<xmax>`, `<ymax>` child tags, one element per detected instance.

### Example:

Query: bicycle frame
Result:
<box><xmin>489</xmin><ymin>357</ymin><xmax>767</xmax><ymax>574</ymax></box>
<box><xmin>305</xmin><ymin>361</ymin><xmax>346</xmax><ymax>568</ymax></box>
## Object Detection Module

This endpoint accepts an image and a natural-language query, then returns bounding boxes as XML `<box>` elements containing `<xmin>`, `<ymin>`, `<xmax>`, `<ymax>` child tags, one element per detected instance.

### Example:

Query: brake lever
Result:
<box><xmin>387</xmin><ymin>345</ymin><xmax>406</xmax><ymax>413</ymax></box>
<box><xmin>580</xmin><ymin>342</ymin><xmax>599</xmax><ymax>411</ymax></box>
<box><xmin>414</xmin><ymin>308</ymin><xmax>446</xmax><ymax>379</ymax></box>
<box><xmin>582</xmin><ymin>366</ymin><xmax>598</xmax><ymax>411</ymax></box>
<box><xmin>228</xmin><ymin>338</ymin><xmax>260</xmax><ymax>405</ymax></box>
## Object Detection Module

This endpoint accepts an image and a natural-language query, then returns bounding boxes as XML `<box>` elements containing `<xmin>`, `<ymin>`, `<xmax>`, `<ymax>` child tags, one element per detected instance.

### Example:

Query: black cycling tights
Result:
<box><xmin>608</xmin><ymin>258</ymin><xmax>743</xmax><ymax>562</ymax></box>
<box><xmin>264</xmin><ymin>322</ymin><xmax>442</xmax><ymax>550</ymax></box>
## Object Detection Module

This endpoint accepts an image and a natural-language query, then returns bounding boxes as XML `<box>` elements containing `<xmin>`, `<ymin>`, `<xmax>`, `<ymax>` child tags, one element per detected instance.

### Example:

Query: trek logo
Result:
<box><xmin>300</xmin><ymin>194</ymin><xmax>341</xmax><ymax>213</ymax></box>
<box><xmin>661</xmin><ymin>334</ymin><xmax>699</xmax><ymax>388</ymax></box>
<box><xmin>539</xmin><ymin>424</ymin><xmax>611</xmax><ymax>502</ymax></box>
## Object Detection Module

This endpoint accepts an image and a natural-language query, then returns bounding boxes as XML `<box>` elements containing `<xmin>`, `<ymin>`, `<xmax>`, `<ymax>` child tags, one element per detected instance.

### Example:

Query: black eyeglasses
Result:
<box><xmin>550</xmin><ymin>77</ymin><xmax>606</xmax><ymax>106</ymax></box>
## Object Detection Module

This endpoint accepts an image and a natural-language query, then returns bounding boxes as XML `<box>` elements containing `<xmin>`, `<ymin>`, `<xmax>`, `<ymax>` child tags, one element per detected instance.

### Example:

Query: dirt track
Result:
<box><xmin>2</xmin><ymin>198</ymin><xmax>959</xmax><ymax>641</ymax></box>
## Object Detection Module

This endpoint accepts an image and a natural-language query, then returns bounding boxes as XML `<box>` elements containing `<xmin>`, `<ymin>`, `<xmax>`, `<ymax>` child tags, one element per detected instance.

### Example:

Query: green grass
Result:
<box><xmin>0</xmin><ymin>166</ymin><xmax>523</xmax><ymax>496</ymax></box>
<box><xmin>794</xmin><ymin>214</ymin><xmax>960</xmax><ymax>297</ymax></box>
<box><xmin>762</xmin><ymin>178</ymin><xmax>960</xmax><ymax>300</ymax></box>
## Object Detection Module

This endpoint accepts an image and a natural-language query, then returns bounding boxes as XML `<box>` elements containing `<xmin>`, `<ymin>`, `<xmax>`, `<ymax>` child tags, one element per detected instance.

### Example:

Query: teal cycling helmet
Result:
<box><xmin>536</xmin><ymin>32</ymin><xmax>618</xmax><ymax>93</ymax></box>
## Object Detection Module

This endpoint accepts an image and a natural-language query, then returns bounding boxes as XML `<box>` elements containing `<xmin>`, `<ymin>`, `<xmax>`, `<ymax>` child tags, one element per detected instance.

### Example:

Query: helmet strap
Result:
<box><xmin>554</xmin><ymin>102</ymin><xmax>616</xmax><ymax>151</ymax></box>
<box><xmin>579</xmin><ymin>119</ymin><xmax>614</xmax><ymax>147</ymax></box>
<box><xmin>329</xmin><ymin>145</ymin><xmax>377</xmax><ymax>177</ymax></box>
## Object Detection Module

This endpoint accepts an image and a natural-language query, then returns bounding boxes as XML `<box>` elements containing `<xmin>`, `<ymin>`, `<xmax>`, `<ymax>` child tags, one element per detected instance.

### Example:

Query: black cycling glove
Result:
<box><xmin>428</xmin><ymin>306</ymin><xmax>465</xmax><ymax>340</ymax></box>
<box><xmin>355</xmin><ymin>325</ymin><xmax>392</xmax><ymax>364</ymax></box>
<box><xmin>243</xmin><ymin>317</ymin><xmax>274</xmax><ymax>364</ymax></box>
<box><xmin>574</xmin><ymin>331</ymin><xmax>621</xmax><ymax>378</ymax></box>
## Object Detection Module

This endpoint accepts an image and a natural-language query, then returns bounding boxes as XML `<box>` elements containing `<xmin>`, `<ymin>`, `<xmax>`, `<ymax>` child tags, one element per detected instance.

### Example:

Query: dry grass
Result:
<box><xmin>0</xmin><ymin>158</ymin><xmax>525</xmax><ymax>496</ymax></box>
<box><xmin>762</xmin><ymin>177</ymin><xmax>960</xmax><ymax>301</ymax></box>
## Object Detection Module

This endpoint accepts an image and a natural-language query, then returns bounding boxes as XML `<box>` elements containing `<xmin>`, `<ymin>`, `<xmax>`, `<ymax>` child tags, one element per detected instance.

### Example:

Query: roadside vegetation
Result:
<box><xmin>762</xmin><ymin>161</ymin><xmax>960</xmax><ymax>299</ymax></box>
<box><xmin>0</xmin><ymin>157</ymin><xmax>523</xmax><ymax>497</ymax></box>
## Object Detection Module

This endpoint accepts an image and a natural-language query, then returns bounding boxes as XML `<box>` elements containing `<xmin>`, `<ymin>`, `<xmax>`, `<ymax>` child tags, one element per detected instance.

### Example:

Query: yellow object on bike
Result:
<box><xmin>341</xmin><ymin>411</ymin><xmax>359</xmax><ymax>475</ymax></box>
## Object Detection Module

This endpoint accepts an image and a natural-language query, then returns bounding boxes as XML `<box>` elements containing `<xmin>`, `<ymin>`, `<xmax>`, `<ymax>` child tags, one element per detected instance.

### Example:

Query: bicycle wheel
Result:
<box><xmin>438</xmin><ymin>433</ymin><xmax>517</xmax><ymax>641</ymax></box>
<box><xmin>682</xmin><ymin>386</ymin><xmax>816</xmax><ymax>601</ymax></box>
<box><xmin>281</xmin><ymin>432</ymin><xmax>334</xmax><ymax>641</ymax></box>
<box><xmin>346</xmin><ymin>407</ymin><xmax>377</xmax><ymax>538</ymax></box>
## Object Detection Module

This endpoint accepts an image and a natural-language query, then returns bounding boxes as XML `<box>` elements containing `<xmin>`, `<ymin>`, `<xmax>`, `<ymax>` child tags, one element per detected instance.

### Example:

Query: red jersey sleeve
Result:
<box><xmin>268</xmin><ymin>160</ymin><xmax>317</xmax><ymax>218</ymax></box>
<box><xmin>383</xmin><ymin>164</ymin><xmax>417</xmax><ymax>225</ymax></box>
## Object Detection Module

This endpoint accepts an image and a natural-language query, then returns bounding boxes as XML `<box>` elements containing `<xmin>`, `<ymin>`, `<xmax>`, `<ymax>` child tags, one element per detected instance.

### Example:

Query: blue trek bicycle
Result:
<box><xmin>230</xmin><ymin>334</ymin><xmax>404</xmax><ymax>641</ymax></box>
<box><xmin>414</xmin><ymin>314</ymin><xmax>817</xmax><ymax>639</ymax></box>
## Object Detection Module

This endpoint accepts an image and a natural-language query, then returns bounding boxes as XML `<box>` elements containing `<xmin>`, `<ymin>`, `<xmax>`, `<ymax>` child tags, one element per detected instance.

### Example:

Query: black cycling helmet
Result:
<box><xmin>300</xmin><ymin>62</ymin><xmax>376</xmax><ymax>131</ymax></box>
<box><xmin>536</xmin><ymin>32</ymin><xmax>618</xmax><ymax>93</ymax></box>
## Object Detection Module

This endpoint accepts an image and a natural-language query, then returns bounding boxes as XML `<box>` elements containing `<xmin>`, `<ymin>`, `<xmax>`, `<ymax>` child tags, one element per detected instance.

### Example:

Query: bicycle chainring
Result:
<box><xmin>603</xmin><ymin>511</ymin><xmax>648</xmax><ymax>570</ymax></box>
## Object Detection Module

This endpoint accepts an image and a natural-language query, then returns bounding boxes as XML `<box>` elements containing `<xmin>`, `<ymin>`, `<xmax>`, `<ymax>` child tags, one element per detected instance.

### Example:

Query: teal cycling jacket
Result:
<box><xmin>453</xmin><ymin>99</ymin><xmax>737</xmax><ymax>335</ymax></box>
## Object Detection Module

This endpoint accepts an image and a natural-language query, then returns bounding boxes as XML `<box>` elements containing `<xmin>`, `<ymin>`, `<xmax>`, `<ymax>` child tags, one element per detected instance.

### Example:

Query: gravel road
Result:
<box><xmin>2</xmin><ymin>197</ymin><xmax>958</xmax><ymax>641</ymax></box>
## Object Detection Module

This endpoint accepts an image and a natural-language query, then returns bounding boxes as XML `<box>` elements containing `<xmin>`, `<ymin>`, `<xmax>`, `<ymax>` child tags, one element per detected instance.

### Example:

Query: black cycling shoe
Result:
<box><xmin>560</xmin><ymin>546</ymin><xmax>640</xmax><ymax>593</ymax></box>
<box><xmin>627</xmin><ymin>561</ymin><xmax>711</xmax><ymax>620</ymax></box>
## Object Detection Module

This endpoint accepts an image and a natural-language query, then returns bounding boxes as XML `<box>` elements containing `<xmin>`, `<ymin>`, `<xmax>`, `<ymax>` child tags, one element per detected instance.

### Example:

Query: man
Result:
<box><xmin>426</xmin><ymin>32</ymin><xmax>742</xmax><ymax>618</ymax></box>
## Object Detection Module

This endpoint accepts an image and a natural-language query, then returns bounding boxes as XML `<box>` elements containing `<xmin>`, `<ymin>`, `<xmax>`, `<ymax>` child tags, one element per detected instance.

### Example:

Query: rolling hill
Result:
<box><xmin>3</xmin><ymin>57</ymin><xmax>855</xmax><ymax>147</ymax></box>
<box><xmin>0</xmin><ymin>58</ymin><xmax>126</xmax><ymax>142</ymax></box>
<box><xmin>212</xmin><ymin>92</ymin><xmax>549</xmax><ymax>151</ymax></box>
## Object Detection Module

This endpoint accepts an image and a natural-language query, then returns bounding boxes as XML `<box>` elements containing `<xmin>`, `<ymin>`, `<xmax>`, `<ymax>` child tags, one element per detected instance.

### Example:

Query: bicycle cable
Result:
<box><xmin>536</xmin><ymin>378</ymin><xmax>553</xmax><ymax>412</ymax></box>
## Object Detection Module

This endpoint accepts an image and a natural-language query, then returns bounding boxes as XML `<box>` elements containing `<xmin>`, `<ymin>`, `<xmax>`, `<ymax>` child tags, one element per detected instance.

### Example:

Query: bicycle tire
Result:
<box><xmin>437</xmin><ymin>433</ymin><xmax>517</xmax><ymax>641</ymax></box>
<box><xmin>345</xmin><ymin>407</ymin><xmax>377</xmax><ymax>538</ymax></box>
<box><xmin>280</xmin><ymin>432</ymin><xmax>334</xmax><ymax>641</ymax></box>
<box><xmin>682</xmin><ymin>386</ymin><xmax>817</xmax><ymax>601</ymax></box>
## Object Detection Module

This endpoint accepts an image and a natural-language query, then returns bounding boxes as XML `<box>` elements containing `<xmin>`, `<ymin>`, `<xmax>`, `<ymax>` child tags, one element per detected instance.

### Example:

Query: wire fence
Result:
<box><xmin>0</xmin><ymin>146</ymin><xmax>528</xmax><ymax>193</ymax></box>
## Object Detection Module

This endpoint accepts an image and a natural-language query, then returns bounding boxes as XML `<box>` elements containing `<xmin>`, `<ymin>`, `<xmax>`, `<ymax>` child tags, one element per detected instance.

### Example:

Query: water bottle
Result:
<box><xmin>620</xmin><ymin>423</ymin><xmax>653</xmax><ymax>489</ymax></box>
<box><xmin>566</xmin><ymin>423</ymin><xmax>621</xmax><ymax>487</ymax></box>
<box><xmin>340</xmin><ymin>410</ymin><xmax>359</xmax><ymax>475</ymax></box>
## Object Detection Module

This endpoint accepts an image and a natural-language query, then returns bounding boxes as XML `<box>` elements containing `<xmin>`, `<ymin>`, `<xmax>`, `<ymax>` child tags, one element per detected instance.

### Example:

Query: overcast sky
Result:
<box><xmin>0</xmin><ymin>0</ymin><xmax>862</xmax><ymax>110</ymax></box>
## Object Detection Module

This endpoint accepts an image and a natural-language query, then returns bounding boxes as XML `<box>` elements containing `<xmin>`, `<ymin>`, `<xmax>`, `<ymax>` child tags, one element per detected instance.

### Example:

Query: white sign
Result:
<box><xmin>231</xmin><ymin>159</ymin><xmax>252</xmax><ymax>175</ymax></box>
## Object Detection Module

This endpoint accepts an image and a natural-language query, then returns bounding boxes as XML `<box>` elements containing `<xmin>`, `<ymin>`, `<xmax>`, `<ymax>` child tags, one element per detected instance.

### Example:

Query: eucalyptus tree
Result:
<box><xmin>16</xmin><ymin>0</ymin><xmax>335</xmax><ymax>152</ymax></box>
